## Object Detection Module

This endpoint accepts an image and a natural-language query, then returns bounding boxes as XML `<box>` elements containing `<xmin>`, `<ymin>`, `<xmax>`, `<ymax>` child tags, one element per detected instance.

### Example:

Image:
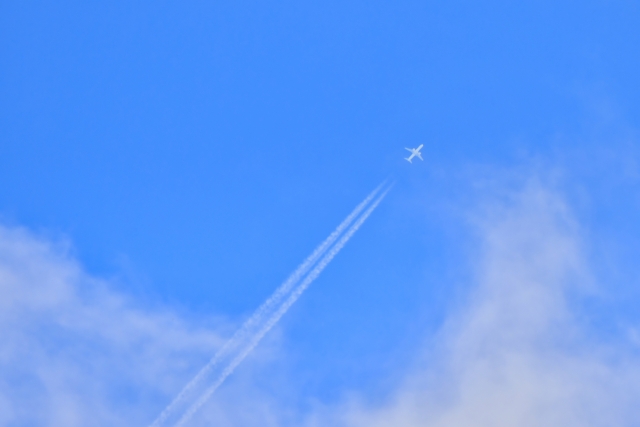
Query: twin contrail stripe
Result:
<box><xmin>149</xmin><ymin>181</ymin><xmax>386</xmax><ymax>427</ymax></box>
<box><xmin>149</xmin><ymin>180</ymin><xmax>392</xmax><ymax>427</ymax></box>
<box><xmin>174</xmin><ymin>183</ymin><xmax>393</xmax><ymax>426</ymax></box>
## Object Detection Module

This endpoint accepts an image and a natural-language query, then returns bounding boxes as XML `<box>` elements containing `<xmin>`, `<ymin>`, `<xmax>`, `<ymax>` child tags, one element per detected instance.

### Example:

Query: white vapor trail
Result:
<box><xmin>174</xmin><ymin>184</ymin><xmax>394</xmax><ymax>427</ymax></box>
<box><xmin>149</xmin><ymin>181</ymin><xmax>391</xmax><ymax>427</ymax></box>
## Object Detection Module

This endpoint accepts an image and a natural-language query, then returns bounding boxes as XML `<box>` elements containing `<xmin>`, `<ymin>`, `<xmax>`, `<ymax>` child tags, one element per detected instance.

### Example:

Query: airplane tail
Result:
<box><xmin>405</xmin><ymin>157</ymin><xmax>412</xmax><ymax>163</ymax></box>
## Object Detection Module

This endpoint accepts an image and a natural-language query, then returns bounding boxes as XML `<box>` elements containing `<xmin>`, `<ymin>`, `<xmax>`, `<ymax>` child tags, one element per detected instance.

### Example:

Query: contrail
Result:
<box><xmin>149</xmin><ymin>181</ymin><xmax>389</xmax><ymax>427</ymax></box>
<box><xmin>174</xmin><ymin>183</ymin><xmax>393</xmax><ymax>427</ymax></box>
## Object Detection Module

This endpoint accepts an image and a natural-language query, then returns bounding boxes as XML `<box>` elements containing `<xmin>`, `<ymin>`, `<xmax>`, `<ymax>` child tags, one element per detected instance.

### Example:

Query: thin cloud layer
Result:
<box><xmin>0</xmin><ymin>226</ymin><xmax>223</xmax><ymax>426</ymax></box>
<box><xmin>336</xmin><ymin>181</ymin><xmax>640</xmax><ymax>427</ymax></box>
<box><xmin>2</xmin><ymin>178</ymin><xmax>639</xmax><ymax>427</ymax></box>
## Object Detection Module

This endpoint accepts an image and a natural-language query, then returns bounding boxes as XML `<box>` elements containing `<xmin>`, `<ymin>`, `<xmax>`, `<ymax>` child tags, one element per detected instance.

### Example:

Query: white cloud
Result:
<box><xmin>328</xmin><ymin>180</ymin><xmax>640</xmax><ymax>427</ymax></box>
<box><xmin>0</xmin><ymin>225</ymin><xmax>224</xmax><ymax>426</ymax></box>
<box><xmin>2</xmin><ymin>176</ymin><xmax>639</xmax><ymax>427</ymax></box>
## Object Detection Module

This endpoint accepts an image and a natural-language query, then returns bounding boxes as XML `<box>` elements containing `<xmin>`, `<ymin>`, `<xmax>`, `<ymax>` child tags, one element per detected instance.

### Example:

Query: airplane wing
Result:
<box><xmin>416</xmin><ymin>153</ymin><xmax>423</xmax><ymax>160</ymax></box>
<box><xmin>405</xmin><ymin>147</ymin><xmax>413</xmax><ymax>153</ymax></box>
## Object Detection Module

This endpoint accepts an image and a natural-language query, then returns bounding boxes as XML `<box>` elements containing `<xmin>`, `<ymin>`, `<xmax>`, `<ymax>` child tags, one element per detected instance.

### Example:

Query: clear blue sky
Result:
<box><xmin>2</xmin><ymin>1</ymin><xmax>640</xmax><ymax>426</ymax></box>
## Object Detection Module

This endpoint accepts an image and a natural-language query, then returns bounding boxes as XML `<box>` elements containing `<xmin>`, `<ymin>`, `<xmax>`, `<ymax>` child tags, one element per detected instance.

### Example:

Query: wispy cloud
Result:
<box><xmin>328</xmin><ymin>179</ymin><xmax>640</xmax><ymax>427</ymax></box>
<box><xmin>0</xmin><ymin>182</ymin><xmax>392</xmax><ymax>427</ymax></box>
<box><xmin>0</xmin><ymin>226</ymin><xmax>223</xmax><ymax>426</ymax></box>
<box><xmin>2</xmin><ymin>174</ymin><xmax>638</xmax><ymax>427</ymax></box>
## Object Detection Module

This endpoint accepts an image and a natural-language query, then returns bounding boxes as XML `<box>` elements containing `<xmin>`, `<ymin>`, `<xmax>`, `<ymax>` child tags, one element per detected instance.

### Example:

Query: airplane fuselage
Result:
<box><xmin>404</xmin><ymin>144</ymin><xmax>424</xmax><ymax>163</ymax></box>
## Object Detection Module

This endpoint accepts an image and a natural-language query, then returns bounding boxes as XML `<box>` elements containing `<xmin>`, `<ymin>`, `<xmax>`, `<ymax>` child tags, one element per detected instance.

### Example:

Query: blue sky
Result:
<box><xmin>2</xmin><ymin>1</ymin><xmax>640</xmax><ymax>426</ymax></box>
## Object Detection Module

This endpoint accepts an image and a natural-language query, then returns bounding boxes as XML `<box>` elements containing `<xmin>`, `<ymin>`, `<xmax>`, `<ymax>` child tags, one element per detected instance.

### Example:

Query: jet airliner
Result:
<box><xmin>404</xmin><ymin>144</ymin><xmax>424</xmax><ymax>163</ymax></box>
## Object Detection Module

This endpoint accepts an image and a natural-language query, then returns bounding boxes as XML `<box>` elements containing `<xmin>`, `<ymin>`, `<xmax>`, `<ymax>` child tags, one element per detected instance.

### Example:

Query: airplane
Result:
<box><xmin>404</xmin><ymin>144</ymin><xmax>424</xmax><ymax>163</ymax></box>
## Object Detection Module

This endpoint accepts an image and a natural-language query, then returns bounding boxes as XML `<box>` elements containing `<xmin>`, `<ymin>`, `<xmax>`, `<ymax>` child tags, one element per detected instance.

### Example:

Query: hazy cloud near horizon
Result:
<box><xmin>0</xmin><ymin>226</ymin><xmax>225</xmax><ymax>426</ymax></box>
<box><xmin>1</xmin><ymin>176</ymin><xmax>639</xmax><ymax>426</ymax></box>
<box><xmin>322</xmin><ymin>180</ymin><xmax>640</xmax><ymax>427</ymax></box>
